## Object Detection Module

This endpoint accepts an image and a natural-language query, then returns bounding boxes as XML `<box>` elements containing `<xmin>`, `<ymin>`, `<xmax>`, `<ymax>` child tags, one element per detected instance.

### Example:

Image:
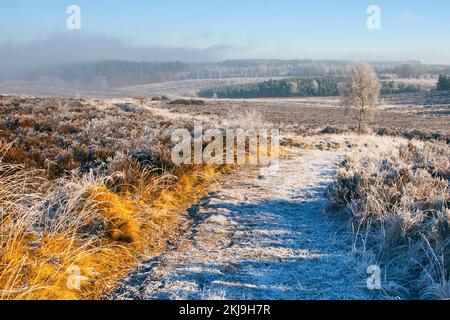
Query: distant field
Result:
<box><xmin>0</xmin><ymin>77</ymin><xmax>290</xmax><ymax>99</ymax></box>
<box><xmin>120</xmin><ymin>77</ymin><xmax>296</xmax><ymax>98</ymax></box>
<box><xmin>161</xmin><ymin>92</ymin><xmax>450</xmax><ymax>138</ymax></box>
<box><xmin>1</xmin><ymin>77</ymin><xmax>448</xmax><ymax>139</ymax></box>
<box><xmin>0</xmin><ymin>76</ymin><xmax>439</xmax><ymax>100</ymax></box>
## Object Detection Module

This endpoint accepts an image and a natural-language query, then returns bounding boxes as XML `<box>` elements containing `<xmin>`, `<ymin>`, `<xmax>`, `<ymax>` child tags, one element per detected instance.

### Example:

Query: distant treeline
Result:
<box><xmin>15</xmin><ymin>59</ymin><xmax>450</xmax><ymax>90</ymax></box>
<box><xmin>380</xmin><ymin>81</ymin><xmax>425</xmax><ymax>95</ymax></box>
<box><xmin>35</xmin><ymin>60</ymin><xmax>190</xmax><ymax>88</ymax></box>
<box><xmin>198</xmin><ymin>77</ymin><xmax>342</xmax><ymax>98</ymax></box>
<box><xmin>198</xmin><ymin>77</ymin><xmax>426</xmax><ymax>99</ymax></box>
<box><xmin>214</xmin><ymin>60</ymin><xmax>450</xmax><ymax>79</ymax></box>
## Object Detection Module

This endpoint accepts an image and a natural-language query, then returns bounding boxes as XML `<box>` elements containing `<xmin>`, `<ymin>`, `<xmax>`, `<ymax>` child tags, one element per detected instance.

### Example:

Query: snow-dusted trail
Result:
<box><xmin>112</xmin><ymin>149</ymin><xmax>374</xmax><ymax>300</ymax></box>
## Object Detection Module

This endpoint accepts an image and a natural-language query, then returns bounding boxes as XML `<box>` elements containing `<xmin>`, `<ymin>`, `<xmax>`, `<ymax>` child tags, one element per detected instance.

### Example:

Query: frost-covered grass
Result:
<box><xmin>0</xmin><ymin>96</ymin><xmax>222</xmax><ymax>299</ymax></box>
<box><xmin>329</xmin><ymin>139</ymin><xmax>449</xmax><ymax>299</ymax></box>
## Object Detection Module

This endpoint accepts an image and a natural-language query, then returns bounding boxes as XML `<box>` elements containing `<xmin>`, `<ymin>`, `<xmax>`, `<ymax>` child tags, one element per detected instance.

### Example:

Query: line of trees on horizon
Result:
<box><xmin>6</xmin><ymin>59</ymin><xmax>450</xmax><ymax>91</ymax></box>
<box><xmin>198</xmin><ymin>77</ymin><xmax>341</xmax><ymax>99</ymax></box>
<box><xmin>198</xmin><ymin>76</ymin><xmax>426</xmax><ymax>99</ymax></box>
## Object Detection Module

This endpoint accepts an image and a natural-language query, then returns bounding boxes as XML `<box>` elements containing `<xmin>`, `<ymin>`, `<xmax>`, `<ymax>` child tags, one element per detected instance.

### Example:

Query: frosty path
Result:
<box><xmin>113</xmin><ymin>149</ymin><xmax>374</xmax><ymax>300</ymax></box>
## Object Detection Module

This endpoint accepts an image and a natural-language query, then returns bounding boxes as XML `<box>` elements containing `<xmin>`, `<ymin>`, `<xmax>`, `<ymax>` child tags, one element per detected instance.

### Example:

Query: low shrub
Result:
<box><xmin>170</xmin><ymin>99</ymin><xmax>205</xmax><ymax>106</ymax></box>
<box><xmin>0</xmin><ymin>95</ymin><xmax>223</xmax><ymax>300</ymax></box>
<box><xmin>329</xmin><ymin>141</ymin><xmax>449</xmax><ymax>299</ymax></box>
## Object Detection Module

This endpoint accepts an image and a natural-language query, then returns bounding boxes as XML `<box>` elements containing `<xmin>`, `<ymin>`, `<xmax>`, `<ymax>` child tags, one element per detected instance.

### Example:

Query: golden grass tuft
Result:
<box><xmin>0</xmin><ymin>157</ymin><xmax>222</xmax><ymax>300</ymax></box>
<box><xmin>0</xmin><ymin>95</ymin><xmax>230</xmax><ymax>300</ymax></box>
<box><xmin>89</xmin><ymin>186</ymin><xmax>142</xmax><ymax>244</ymax></box>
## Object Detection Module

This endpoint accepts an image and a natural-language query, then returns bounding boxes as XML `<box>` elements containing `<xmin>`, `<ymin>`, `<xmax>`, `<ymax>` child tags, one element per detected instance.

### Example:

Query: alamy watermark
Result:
<box><xmin>366</xmin><ymin>265</ymin><xmax>382</xmax><ymax>290</ymax></box>
<box><xmin>66</xmin><ymin>5</ymin><xmax>81</xmax><ymax>30</ymax></box>
<box><xmin>171</xmin><ymin>122</ymin><xmax>280</xmax><ymax>167</ymax></box>
<box><xmin>66</xmin><ymin>265</ymin><xmax>90</xmax><ymax>291</ymax></box>
<box><xmin>367</xmin><ymin>5</ymin><xmax>381</xmax><ymax>30</ymax></box>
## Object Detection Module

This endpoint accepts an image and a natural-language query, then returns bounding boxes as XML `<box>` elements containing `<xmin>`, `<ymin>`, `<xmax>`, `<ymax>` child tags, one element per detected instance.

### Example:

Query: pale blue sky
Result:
<box><xmin>1</xmin><ymin>0</ymin><xmax>449</xmax><ymax>63</ymax></box>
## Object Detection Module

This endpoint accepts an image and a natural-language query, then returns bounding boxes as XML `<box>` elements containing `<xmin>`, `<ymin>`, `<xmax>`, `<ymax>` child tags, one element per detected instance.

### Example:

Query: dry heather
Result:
<box><xmin>164</xmin><ymin>94</ymin><xmax>450</xmax><ymax>143</ymax></box>
<box><xmin>0</xmin><ymin>95</ymin><xmax>223</xmax><ymax>299</ymax></box>
<box><xmin>329</xmin><ymin>140</ymin><xmax>449</xmax><ymax>299</ymax></box>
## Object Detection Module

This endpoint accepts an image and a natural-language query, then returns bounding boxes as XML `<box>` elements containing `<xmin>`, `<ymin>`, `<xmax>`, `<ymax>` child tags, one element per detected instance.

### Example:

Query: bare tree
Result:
<box><xmin>341</xmin><ymin>63</ymin><xmax>380</xmax><ymax>134</ymax></box>
<box><xmin>134</xmin><ymin>95</ymin><xmax>149</xmax><ymax>107</ymax></box>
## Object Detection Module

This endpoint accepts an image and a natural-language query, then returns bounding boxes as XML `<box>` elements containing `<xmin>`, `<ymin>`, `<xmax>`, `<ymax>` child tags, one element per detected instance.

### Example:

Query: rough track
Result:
<box><xmin>113</xmin><ymin>149</ymin><xmax>374</xmax><ymax>300</ymax></box>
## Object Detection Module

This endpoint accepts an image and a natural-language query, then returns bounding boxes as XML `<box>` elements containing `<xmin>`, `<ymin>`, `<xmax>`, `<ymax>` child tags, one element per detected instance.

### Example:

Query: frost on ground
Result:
<box><xmin>113</xmin><ymin>149</ymin><xmax>377</xmax><ymax>300</ymax></box>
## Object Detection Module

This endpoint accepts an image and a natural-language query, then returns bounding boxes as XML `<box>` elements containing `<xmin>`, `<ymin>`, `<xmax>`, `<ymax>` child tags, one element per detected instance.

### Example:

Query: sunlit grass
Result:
<box><xmin>0</xmin><ymin>157</ymin><xmax>221</xmax><ymax>300</ymax></box>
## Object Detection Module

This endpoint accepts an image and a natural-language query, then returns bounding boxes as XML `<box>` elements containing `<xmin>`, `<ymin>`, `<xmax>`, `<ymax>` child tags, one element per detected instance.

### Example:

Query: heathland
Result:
<box><xmin>0</xmin><ymin>60</ymin><xmax>449</xmax><ymax>300</ymax></box>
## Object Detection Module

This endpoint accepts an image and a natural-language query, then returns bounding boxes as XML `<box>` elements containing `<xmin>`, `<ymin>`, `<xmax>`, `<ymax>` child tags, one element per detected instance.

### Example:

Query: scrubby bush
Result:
<box><xmin>170</xmin><ymin>99</ymin><xmax>205</xmax><ymax>106</ymax></box>
<box><xmin>329</xmin><ymin>142</ymin><xmax>449</xmax><ymax>299</ymax></box>
<box><xmin>134</xmin><ymin>95</ymin><xmax>149</xmax><ymax>106</ymax></box>
<box><xmin>0</xmin><ymin>95</ymin><xmax>221</xmax><ymax>300</ymax></box>
<box><xmin>152</xmin><ymin>95</ymin><xmax>170</xmax><ymax>101</ymax></box>
<box><xmin>375</xmin><ymin>128</ymin><xmax>450</xmax><ymax>144</ymax></box>
<box><xmin>0</xmin><ymin>96</ymin><xmax>179</xmax><ymax>178</ymax></box>
<box><xmin>437</xmin><ymin>75</ymin><xmax>450</xmax><ymax>91</ymax></box>
<box><xmin>320</xmin><ymin>126</ymin><xmax>345</xmax><ymax>135</ymax></box>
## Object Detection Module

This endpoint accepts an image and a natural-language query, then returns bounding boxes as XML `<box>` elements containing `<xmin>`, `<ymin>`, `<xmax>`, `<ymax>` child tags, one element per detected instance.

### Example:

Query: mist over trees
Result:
<box><xmin>32</xmin><ymin>61</ymin><xmax>191</xmax><ymax>89</ymax></box>
<box><xmin>2</xmin><ymin>58</ymin><xmax>450</xmax><ymax>91</ymax></box>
